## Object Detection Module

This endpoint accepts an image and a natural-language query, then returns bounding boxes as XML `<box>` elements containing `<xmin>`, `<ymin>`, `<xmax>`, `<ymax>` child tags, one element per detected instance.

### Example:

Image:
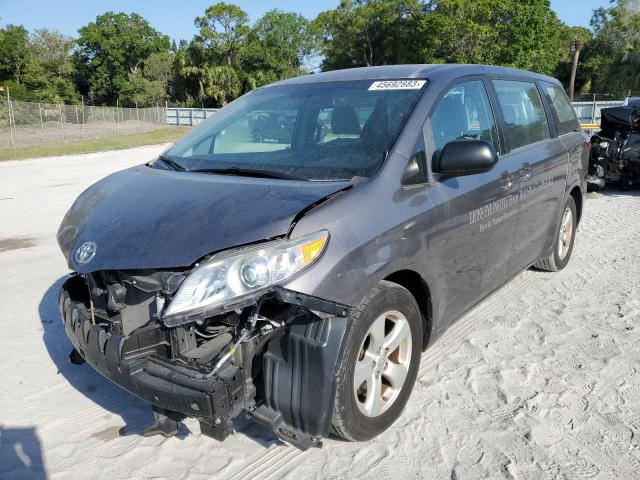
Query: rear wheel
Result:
<box><xmin>534</xmin><ymin>195</ymin><xmax>577</xmax><ymax>272</ymax></box>
<box><xmin>331</xmin><ymin>281</ymin><xmax>422</xmax><ymax>441</ymax></box>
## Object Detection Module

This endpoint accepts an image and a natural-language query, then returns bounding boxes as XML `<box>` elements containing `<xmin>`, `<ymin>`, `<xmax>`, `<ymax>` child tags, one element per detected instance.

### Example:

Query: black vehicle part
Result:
<box><xmin>589</xmin><ymin>102</ymin><xmax>640</xmax><ymax>188</ymax></box>
<box><xmin>254</xmin><ymin>313</ymin><xmax>349</xmax><ymax>450</ymax></box>
<box><xmin>182</xmin><ymin>332</ymin><xmax>233</xmax><ymax>364</ymax></box>
<box><xmin>69</xmin><ymin>348</ymin><xmax>85</xmax><ymax>365</ymax></box>
<box><xmin>143</xmin><ymin>406</ymin><xmax>184</xmax><ymax>438</ymax></box>
<box><xmin>274</xmin><ymin>287</ymin><xmax>350</xmax><ymax>317</ymax></box>
<box><xmin>59</xmin><ymin>275</ymin><xmax>246</xmax><ymax>428</ymax></box>
<box><xmin>601</xmin><ymin>106</ymin><xmax>639</xmax><ymax>131</ymax></box>
<box><xmin>61</xmin><ymin>274</ymin><xmax>354</xmax><ymax>449</ymax></box>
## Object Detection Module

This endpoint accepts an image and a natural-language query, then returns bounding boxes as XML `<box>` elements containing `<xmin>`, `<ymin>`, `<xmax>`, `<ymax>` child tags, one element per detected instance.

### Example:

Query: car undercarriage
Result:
<box><xmin>59</xmin><ymin>269</ymin><xmax>351</xmax><ymax>450</ymax></box>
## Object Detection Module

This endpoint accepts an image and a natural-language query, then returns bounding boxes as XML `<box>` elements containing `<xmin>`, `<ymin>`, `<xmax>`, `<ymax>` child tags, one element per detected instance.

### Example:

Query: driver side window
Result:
<box><xmin>430</xmin><ymin>80</ymin><xmax>499</xmax><ymax>152</ymax></box>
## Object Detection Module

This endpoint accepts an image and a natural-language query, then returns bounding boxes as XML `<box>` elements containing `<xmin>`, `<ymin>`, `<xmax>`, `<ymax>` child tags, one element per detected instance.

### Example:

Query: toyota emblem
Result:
<box><xmin>75</xmin><ymin>241</ymin><xmax>97</xmax><ymax>264</ymax></box>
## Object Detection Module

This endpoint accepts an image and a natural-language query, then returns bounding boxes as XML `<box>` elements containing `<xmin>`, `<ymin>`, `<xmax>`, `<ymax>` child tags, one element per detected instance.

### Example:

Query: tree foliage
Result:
<box><xmin>315</xmin><ymin>0</ymin><xmax>424</xmax><ymax>70</ymax></box>
<box><xmin>0</xmin><ymin>25</ymin><xmax>78</xmax><ymax>103</ymax></box>
<box><xmin>195</xmin><ymin>3</ymin><xmax>249</xmax><ymax>67</ymax></box>
<box><xmin>0</xmin><ymin>24</ymin><xmax>29</xmax><ymax>83</ymax></box>
<box><xmin>241</xmin><ymin>10</ymin><xmax>319</xmax><ymax>89</ymax></box>
<box><xmin>584</xmin><ymin>0</ymin><xmax>640</xmax><ymax>96</ymax></box>
<box><xmin>75</xmin><ymin>12</ymin><xmax>170</xmax><ymax>104</ymax></box>
<box><xmin>315</xmin><ymin>0</ymin><xmax>566</xmax><ymax>75</ymax></box>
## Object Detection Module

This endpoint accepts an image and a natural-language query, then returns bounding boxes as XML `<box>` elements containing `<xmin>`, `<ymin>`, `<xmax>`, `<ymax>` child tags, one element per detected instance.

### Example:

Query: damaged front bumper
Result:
<box><xmin>58</xmin><ymin>275</ymin><xmax>350</xmax><ymax>449</ymax></box>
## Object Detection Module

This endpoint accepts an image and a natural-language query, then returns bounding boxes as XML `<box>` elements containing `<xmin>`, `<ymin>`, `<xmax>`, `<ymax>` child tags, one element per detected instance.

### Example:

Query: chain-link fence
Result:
<box><xmin>0</xmin><ymin>96</ymin><xmax>167</xmax><ymax>148</ymax></box>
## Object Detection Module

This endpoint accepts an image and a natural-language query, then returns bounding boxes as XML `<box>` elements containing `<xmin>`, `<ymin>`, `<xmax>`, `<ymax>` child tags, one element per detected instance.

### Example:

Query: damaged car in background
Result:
<box><xmin>57</xmin><ymin>65</ymin><xmax>587</xmax><ymax>450</ymax></box>
<box><xmin>588</xmin><ymin>97</ymin><xmax>640</xmax><ymax>190</ymax></box>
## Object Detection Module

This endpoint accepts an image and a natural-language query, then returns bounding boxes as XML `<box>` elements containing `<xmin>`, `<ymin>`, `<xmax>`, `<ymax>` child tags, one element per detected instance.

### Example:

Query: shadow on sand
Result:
<box><xmin>38</xmin><ymin>277</ymin><xmax>281</xmax><ymax>448</ymax></box>
<box><xmin>0</xmin><ymin>426</ymin><xmax>46</xmax><ymax>480</ymax></box>
<box><xmin>589</xmin><ymin>186</ymin><xmax>640</xmax><ymax>199</ymax></box>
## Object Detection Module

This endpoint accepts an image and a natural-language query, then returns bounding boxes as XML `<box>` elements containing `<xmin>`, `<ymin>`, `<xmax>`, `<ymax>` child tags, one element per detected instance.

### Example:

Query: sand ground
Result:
<box><xmin>1</xmin><ymin>145</ymin><xmax>639</xmax><ymax>480</ymax></box>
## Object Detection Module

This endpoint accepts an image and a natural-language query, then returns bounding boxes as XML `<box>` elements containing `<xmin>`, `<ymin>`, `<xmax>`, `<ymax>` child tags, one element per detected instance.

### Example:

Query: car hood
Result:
<box><xmin>58</xmin><ymin>164</ymin><xmax>351</xmax><ymax>273</ymax></box>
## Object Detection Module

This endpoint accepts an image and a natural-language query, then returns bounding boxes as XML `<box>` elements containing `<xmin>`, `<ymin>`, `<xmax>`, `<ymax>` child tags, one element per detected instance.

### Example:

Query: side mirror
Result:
<box><xmin>432</xmin><ymin>139</ymin><xmax>498</xmax><ymax>176</ymax></box>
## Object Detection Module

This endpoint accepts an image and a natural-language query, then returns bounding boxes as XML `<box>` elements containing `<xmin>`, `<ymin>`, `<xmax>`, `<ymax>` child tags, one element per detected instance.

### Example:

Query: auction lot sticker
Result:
<box><xmin>369</xmin><ymin>80</ymin><xmax>426</xmax><ymax>91</ymax></box>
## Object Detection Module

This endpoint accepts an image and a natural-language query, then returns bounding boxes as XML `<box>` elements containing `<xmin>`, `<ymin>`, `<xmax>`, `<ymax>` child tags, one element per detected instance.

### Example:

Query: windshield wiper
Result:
<box><xmin>155</xmin><ymin>155</ymin><xmax>186</xmax><ymax>172</ymax></box>
<box><xmin>189</xmin><ymin>167</ymin><xmax>307</xmax><ymax>181</ymax></box>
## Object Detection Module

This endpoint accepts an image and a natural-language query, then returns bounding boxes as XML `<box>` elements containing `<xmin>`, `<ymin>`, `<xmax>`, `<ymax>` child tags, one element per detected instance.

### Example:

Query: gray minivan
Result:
<box><xmin>57</xmin><ymin>65</ymin><xmax>588</xmax><ymax>449</ymax></box>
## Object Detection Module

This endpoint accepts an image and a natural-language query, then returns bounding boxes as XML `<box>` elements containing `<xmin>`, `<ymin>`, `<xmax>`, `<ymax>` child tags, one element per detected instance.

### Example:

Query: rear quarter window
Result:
<box><xmin>543</xmin><ymin>82</ymin><xmax>580</xmax><ymax>135</ymax></box>
<box><xmin>493</xmin><ymin>80</ymin><xmax>550</xmax><ymax>150</ymax></box>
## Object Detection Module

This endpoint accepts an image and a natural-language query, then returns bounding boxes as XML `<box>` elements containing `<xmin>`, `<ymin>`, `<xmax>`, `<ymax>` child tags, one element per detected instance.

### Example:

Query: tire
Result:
<box><xmin>533</xmin><ymin>195</ymin><xmax>577</xmax><ymax>272</ymax></box>
<box><xmin>331</xmin><ymin>280</ymin><xmax>422</xmax><ymax>441</ymax></box>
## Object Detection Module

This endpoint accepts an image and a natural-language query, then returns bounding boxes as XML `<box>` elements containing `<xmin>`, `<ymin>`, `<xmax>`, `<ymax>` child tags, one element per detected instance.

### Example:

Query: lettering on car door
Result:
<box><xmin>491</xmin><ymin>79</ymin><xmax>568</xmax><ymax>271</ymax></box>
<box><xmin>426</xmin><ymin>79</ymin><xmax>521</xmax><ymax>325</ymax></box>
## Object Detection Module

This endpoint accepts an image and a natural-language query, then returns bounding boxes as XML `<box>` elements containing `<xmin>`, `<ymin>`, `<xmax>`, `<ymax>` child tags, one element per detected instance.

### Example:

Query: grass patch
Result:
<box><xmin>0</xmin><ymin>127</ymin><xmax>191</xmax><ymax>161</ymax></box>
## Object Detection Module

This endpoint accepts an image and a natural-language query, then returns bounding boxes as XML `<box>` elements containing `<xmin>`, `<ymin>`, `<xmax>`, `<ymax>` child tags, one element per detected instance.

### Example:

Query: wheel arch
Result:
<box><xmin>569</xmin><ymin>185</ymin><xmax>583</xmax><ymax>225</ymax></box>
<box><xmin>383</xmin><ymin>269</ymin><xmax>433</xmax><ymax>351</ymax></box>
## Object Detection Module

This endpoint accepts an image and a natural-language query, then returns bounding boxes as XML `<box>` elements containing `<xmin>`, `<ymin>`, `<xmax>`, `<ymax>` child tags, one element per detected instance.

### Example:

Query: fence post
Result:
<box><xmin>7</xmin><ymin>87</ymin><xmax>14</xmax><ymax>147</ymax></box>
<box><xmin>7</xmin><ymin>87</ymin><xmax>13</xmax><ymax>147</ymax></box>
<box><xmin>38</xmin><ymin>103</ymin><xmax>45</xmax><ymax>143</ymax></box>
<box><xmin>116</xmin><ymin>99</ymin><xmax>120</xmax><ymax>136</ymax></box>
<box><xmin>591</xmin><ymin>94</ymin><xmax>597</xmax><ymax>124</ymax></box>
<box><xmin>74</xmin><ymin>104</ymin><xmax>80</xmax><ymax>140</ymax></box>
<box><xmin>176</xmin><ymin>108</ymin><xmax>180</xmax><ymax>126</ymax></box>
<box><xmin>59</xmin><ymin>104</ymin><xmax>65</xmax><ymax>142</ymax></box>
<box><xmin>136</xmin><ymin>102</ymin><xmax>141</xmax><ymax>135</ymax></box>
<box><xmin>189</xmin><ymin>108</ymin><xmax>193</xmax><ymax>126</ymax></box>
<box><xmin>81</xmin><ymin>95</ymin><xmax>85</xmax><ymax>139</ymax></box>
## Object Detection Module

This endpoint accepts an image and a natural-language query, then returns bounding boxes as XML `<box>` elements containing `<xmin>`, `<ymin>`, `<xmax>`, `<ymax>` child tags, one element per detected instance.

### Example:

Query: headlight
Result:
<box><xmin>163</xmin><ymin>230</ymin><xmax>329</xmax><ymax>318</ymax></box>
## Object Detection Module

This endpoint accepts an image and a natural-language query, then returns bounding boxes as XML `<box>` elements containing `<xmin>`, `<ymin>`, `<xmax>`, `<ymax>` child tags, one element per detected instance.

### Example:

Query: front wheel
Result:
<box><xmin>534</xmin><ymin>195</ymin><xmax>577</xmax><ymax>272</ymax></box>
<box><xmin>331</xmin><ymin>281</ymin><xmax>422</xmax><ymax>441</ymax></box>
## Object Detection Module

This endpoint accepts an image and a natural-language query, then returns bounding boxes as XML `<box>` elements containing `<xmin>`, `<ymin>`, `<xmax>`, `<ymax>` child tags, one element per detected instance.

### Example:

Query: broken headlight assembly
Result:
<box><xmin>162</xmin><ymin>230</ymin><xmax>329</xmax><ymax>319</ymax></box>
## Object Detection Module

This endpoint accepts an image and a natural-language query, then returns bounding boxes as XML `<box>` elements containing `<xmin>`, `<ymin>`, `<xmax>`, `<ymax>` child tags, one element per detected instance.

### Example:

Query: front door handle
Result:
<box><xmin>519</xmin><ymin>163</ymin><xmax>532</xmax><ymax>181</ymax></box>
<box><xmin>500</xmin><ymin>171</ymin><xmax>514</xmax><ymax>191</ymax></box>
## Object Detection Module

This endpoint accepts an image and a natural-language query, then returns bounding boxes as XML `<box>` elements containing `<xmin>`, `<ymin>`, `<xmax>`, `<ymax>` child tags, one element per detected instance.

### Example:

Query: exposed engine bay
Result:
<box><xmin>588</xmin><ymin>97</ymin><xmax>640</xmax><ymax>189</ymax></box>
<box><xmin>60</xmin><ymin>268</ymin><xmax>350</xmax><ymax>450</ymax></box>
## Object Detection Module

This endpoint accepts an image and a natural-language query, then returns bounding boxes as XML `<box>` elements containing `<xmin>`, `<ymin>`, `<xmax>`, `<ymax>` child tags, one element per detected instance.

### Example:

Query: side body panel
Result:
<box><xmin>427</xmin><ymin>155</ymin><xmax>521</xmax><ymax>325</ymax></box>
<box><xmin>507</xmin><ymin>139</ymin><xmax>568</xmax><ymax>271</ymax></box>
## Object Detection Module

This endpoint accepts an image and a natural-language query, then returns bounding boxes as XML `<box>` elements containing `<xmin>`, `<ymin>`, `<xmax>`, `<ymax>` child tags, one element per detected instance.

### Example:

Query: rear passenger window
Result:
<box><xmin>429</xmin><ymin>80</ymin><xmax>499</xmax><ymax>152</ymax></box>
<box><xmin>543</xmin><ymin>82</ymin><xmax>580</xmax><ymax>135</ymax></box>
<box><xmin>493</xmin><ymin>80</ymin><xmax>550</xmax><ymax>150</ymax></box>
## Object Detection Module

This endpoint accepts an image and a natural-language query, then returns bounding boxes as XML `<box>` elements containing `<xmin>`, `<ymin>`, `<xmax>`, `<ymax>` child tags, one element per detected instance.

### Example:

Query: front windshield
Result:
<box><xmin>163</xmin><ymin>79</ymin><xmax>426</xmax><ymax>181</ymax></box>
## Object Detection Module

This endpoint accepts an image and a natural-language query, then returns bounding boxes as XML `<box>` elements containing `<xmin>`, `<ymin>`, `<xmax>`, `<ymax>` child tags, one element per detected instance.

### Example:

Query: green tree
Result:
<box><xmin>558</xmin><ymin>26</ymin><xmax>592</xmax><ymax>100</ymax></box>
<box><xmin>315</xmin><ymin>0</ymin><xmax>424</xmax><ymax>70</ymax></box>
<box><xmin>241</xmin><ymin>10</ymin><xmax>319</xmax><ymax>89</ymax></box>
<box><xmin>0</xmin><ymin>24</ymin><xmax>29</xmax><ymax>83</ymax></box>
<box><xmin>23</xmin><ymin>29</ymin><xmax>79</xmax><ymax>103</ymax></box>
<box><xmin>195</xmin><ymin>3</ymin><xmax>250</xmax><ymax>66</ymax></box>
<box><xmin>120</xmin><ymin>52</ymin><xmax>173</xmax><ymax>106</ymax></box>
<box><xmin>585</xmin><ymin>0</ymin><xmax>640</xmax><ymax>96</ymax></box>
<box><xmin>205</xmin><ymin>65</ymin><xmax>241</xmax><ymax>105</ymax></box>
<box><xmin>417</xmin><ymin>0</ymin><xmax>566</xmax><ymax>75</ymax></box>
<box><xmin>75</xmin><ymin>12</ymin><xmax>170</xmax><ymax>104</ymax></box>
<box><xmin>0</xmin><ymin>26</ymin><xmax>78</xmax><ymax>103</ymax></box>
<box><xmin>175</xmin><ymin>39</ymin><xmax>212</xmax><ymax>105</ymax></box>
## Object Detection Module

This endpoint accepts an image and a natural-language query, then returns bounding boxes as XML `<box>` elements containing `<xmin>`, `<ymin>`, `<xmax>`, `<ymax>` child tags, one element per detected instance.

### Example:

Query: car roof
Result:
<box><xmin>269</xmin><ymin>64</ymin><xmax>561</xmax><ymax>87</ymax></box>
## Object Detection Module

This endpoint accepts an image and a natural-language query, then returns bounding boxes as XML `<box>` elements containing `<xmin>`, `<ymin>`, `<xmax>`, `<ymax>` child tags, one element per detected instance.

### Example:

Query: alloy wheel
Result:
<box><xmin>558</xmin><ymin>206</ymin><xmax>573</xmax><ymax>260</ymax></box>
<box><xmin>353</xmin><ymin>310</ymin><xmax>413</xmax><ymax>417</ymax></box>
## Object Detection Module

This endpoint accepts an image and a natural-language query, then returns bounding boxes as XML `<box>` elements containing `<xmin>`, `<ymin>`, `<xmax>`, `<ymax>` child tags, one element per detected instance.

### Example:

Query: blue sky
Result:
<box><xmin>0</xmin><ymin>0</ymin><xmax>607</xmax><ymax>41</ymax></box>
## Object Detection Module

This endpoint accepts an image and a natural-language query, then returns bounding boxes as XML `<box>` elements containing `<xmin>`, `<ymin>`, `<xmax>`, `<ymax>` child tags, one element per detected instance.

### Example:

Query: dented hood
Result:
<box><xmin>58</xmin><ymin>164</ymin><xmax>350</xmax><ymax>273</ymax></box>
